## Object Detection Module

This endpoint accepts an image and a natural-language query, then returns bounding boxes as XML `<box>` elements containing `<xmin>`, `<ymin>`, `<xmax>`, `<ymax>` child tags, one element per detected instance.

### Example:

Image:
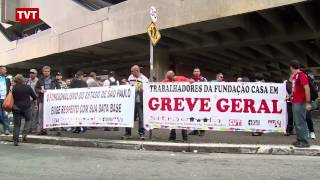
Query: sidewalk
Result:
<box><xmin>0</xmin><ymin>134</ymin><xmax>319</xmax><ymax>156</ymax></box>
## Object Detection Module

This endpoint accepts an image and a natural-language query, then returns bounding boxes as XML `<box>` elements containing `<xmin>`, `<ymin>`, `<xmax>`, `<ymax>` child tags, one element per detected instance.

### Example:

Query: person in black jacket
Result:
<box><xmin>35</xmin><ymin>66</ymin><xmax>60</xmax><ymax>135</ymax></box>
<box><xmin>70</xmin><ymin>71</ymin><xmax>88</xmax><ymax>133</ymax></box>
<box><xmin>12</xmin><ymin>74</ymin><xmax>37</xmax><ymax>146</ymax></box>
<box><xmin>0</xmin><ymin>65</ymin><xmax>11</xmax><ymax>135</ymax></box>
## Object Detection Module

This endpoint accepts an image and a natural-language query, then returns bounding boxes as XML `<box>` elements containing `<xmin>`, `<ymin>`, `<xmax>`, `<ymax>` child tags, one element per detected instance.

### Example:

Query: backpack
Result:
<box><xmin>108</xmin><ymin>77</ymin><xmax>118</xmax><ymax>86</ymax></box>
<box><xmin>298</xmin><ymin>71</ymin><xmax>319</xmax><ymax>101</ymax></box>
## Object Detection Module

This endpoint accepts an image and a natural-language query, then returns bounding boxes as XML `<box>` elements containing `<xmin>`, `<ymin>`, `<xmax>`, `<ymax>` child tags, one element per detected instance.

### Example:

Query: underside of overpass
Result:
<box><xmin>4</xmin><ymin>0</ymin><xmax>320</xmax><ymax>81</ymax></box>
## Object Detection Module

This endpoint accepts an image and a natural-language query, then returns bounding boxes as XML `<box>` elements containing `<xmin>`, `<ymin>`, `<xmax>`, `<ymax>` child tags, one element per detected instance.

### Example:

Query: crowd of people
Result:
<box><xmin>0</xmin><ymin>60</ymin><xmax>318</xmax><ymax>147</ymax></box>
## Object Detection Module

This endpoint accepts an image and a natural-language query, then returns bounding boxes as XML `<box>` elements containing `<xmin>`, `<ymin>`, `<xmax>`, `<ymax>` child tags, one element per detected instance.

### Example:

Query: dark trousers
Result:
<box><xmin>0</xmin><ymin>100</ymin><xmax>10</xmax><ymax>131</ymax></box>
<box><xmin>125</xmin><ymin>103</ymin><xmax>144</xmax><ymax>136</ymax></box>
<box><xmin>286</xmin><ymin>102</ymin><xmax>294</xmax><ymax>133</ymax></box>
<box><xmin>12</xmin><ymin>107</ymin><xmax>32</xmax><ymax>142</ymax></box>
<box><xmin>292</xmin><ymin>103</ymin><xmax>310</xmax><ymax>145</ymax></box>
<box><xmin>170</xmin><ymin>129</ymin><xmax>188</xmax><ymax>140</ymax></box>
<box><xmin>306</xmin><ymin>111</ymin><xmax>315</xmax><ymax>133</ymax></box>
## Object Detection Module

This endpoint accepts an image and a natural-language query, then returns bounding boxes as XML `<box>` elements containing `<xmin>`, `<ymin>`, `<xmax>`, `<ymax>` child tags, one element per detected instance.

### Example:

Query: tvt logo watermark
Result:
<box><xmin>16</xmin><ymin>8</ymin><xmax>40</xmax><ymax>23</ymax></box>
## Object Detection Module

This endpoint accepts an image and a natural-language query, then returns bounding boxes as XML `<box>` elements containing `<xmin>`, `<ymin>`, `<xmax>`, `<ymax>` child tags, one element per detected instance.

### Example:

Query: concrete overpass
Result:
<box><xmin>2</xmin><ymin>0</ymin><xmax>320</xmax><ymax>81</ymax></box>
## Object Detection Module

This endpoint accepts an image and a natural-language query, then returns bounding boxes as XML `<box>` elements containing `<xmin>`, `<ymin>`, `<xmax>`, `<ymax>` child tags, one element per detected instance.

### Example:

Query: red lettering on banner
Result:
<box><xmin>216</xmin><ymin>98</ymin><xmax>282</xmax><ymax>114</ymax></box>
<box><xmin>149</xmin><ymin>98</ymin><xmax>159</xmax><ymax>110</ymax></box>
<box><xmin>185</xmin><ymin>98</ymin><xmax>199</xmax><ymax>111</ymax></box>
<box><xmin>257</xmin><ymin>100</ymin><xmax>271</xmax><ymax>113</ymax></box>
<box><xmin>231</xmin><ymin>99</ymin><xmax>243</xmax><ymax>112</ymax></box>
<box><xmin>148</xmin><ymin>97</ymin><xmax>212</xmax><ymax>112</ymax></box>
<box><xmin>173</xmin><ymin>98</ymin><xmax>185</xmax><ymax>111</ymax></box>
<box><xmin>243</xmin><ymin>99</ymin><xmax>256</xmax><ymax>113</ymax></box>
<box><xmin>160</xmin><ymin>98</ymin><xmax>172</xmax><ymax>111</ymax></box>
<box><xmin>272</xmin><ymin>100</ymin><xmax>283</xmax><ymax>114</ymax></box>
<box><xmin>199</xmin><ymin>98</ymin><xmax>211</xmax><ymax>112</ymax></box>
<box><xmin>216</xmin><ymin>98</ymin><xmax>229</xmax><ymax>112</ymax></box>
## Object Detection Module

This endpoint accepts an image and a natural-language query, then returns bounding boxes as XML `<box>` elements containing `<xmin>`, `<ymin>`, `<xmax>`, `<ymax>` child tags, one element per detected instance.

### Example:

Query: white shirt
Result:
<box><xmin>128</xmin><ymin>74</ymin><xmax>149</xmax><ymax>90</ymax></box>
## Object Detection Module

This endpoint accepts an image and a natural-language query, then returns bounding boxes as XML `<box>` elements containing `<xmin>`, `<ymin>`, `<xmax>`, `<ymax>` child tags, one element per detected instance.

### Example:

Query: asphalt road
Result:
<box><xmin>0</xmin><ymin>142</ymin><xmax>319</xmax><ymax>180</ymax></box>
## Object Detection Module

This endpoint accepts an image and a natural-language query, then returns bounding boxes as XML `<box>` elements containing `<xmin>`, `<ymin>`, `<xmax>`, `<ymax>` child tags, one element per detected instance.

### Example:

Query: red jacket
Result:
<box><xmin>162</xmin><ymin>76</ymin><xmax>192</xmax><ymax>82</ymax></box>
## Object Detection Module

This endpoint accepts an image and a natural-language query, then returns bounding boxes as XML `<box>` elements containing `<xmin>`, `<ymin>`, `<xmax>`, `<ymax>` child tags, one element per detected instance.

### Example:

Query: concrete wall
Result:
<box><xmin>0</xmin><ymin>0</ymin><xmax>305</xmax><ymax>65</ymax></box>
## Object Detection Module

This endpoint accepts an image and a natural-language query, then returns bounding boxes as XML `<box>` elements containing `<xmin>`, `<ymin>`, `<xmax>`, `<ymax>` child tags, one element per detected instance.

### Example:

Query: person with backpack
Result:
<box><xmin>289</xmin><ymin>60</ymin><xmax>312</xmax><ymax>148</ymax></box>
<box><xmin>103</xmin><ymin>71</ymin><xmax>120</xmax><ymax>131</ymax></box>
<box><xmin>303</xmin><ymin>70</ymin><xmax>318</xmax><ymax>140</ymax></box>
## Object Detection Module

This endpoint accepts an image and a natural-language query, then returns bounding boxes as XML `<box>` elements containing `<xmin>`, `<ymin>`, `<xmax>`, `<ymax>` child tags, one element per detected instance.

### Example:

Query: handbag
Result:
<box><xmin>2</xmin><ymin>91</ymin><xmax>14</xmax><ymax>112</ymax></box>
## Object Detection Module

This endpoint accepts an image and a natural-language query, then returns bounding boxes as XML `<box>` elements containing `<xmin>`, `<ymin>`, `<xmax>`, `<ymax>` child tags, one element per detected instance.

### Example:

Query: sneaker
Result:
<box><xmin>252</xmin><ymin>132</ymin><xmax>262</xmax><ymax>136</ymax></box>
<box><xmin>188</xmin><ymin>131</ymin><xmax>198</xmax><ymax>136</ymax></box>
<box><xmin>22</xmin><ymin>134</ymin><xmax>27</xmax><ymax>142</ymax></box>
<box><xmin>38</xmin><ymin>130</ymin><xmax>47</xmax><ymax>135</ymax></box>
<box><xmin>310</xmin><ymin>132</ymin><xmax>316</xmax><ymax>140</ymax></box>
<box><xmin>13</xmin><ymin>141</ymin><xmax>19</xmax><ymax>146</ymax></box>
<box><xmin>56</xmin><ymin>132</ymin><xmax>62</xmax><ymax>136</ymax></box>
<box><xmin>4</xmin><ymin>130</ymin><xmax>10</xmax><ymax>135</ymax></box>
<box><xmin>182</xmin><ymin>138</ymin><xmax>188</xmax><ymax>143</ymax></box>
<box><xmin>292</xmin><ymin>141</ymin><xmax>310</xmax><ymax>148</ymax></box>
<box><xmin>168</xmin><ymin>137</ymin><xmax>176</xmax><ymax>142</ymax></box>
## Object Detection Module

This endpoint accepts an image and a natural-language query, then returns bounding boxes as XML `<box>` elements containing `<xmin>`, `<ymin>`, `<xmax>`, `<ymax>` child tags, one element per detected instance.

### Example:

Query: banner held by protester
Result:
<box><xmin>44</xmin><ymin>86</ymin><xmax>135</xmax><ymax>128</ymax></box>
<box><xmin>144</xmin><ymin>82</ymin><xmax>287</xmax><ymax>133</ymax></box>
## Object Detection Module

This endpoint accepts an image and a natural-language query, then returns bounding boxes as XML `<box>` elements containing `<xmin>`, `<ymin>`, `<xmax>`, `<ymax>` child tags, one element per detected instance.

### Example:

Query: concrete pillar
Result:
<box><xmin>153</xmin><ymin>49</ymin><xmax>171</xmax><ymax>81</ymax></box>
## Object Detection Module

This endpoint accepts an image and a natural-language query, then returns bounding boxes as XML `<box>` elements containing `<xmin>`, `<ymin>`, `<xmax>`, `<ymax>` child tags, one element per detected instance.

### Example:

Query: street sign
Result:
<box><xmin>147</xmin><ymin>22</ymin><xmax>161</xmax><ymax>46</ymax></box>
<box><xmin>150</xmin><ymin>6</ymin><xmax>157</xmax><ymax>22</ymax></box>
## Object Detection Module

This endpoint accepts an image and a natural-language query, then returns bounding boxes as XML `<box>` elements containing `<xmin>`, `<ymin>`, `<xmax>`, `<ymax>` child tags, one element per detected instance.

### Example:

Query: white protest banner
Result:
<box><xmin>143</xmin><ymin>82</ymin><xmax>287</xmax><ymax>133</ymax></box>
<box><xmin>43</xmin><ymin>85</ymin><xmax>135</xmax><ymax>129</ymax></box>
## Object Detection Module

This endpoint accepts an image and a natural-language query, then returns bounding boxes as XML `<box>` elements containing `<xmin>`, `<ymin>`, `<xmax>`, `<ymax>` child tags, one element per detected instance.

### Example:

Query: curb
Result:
<box><xmin>1</xmin><ymin>135</ymin><xmax>320</xmax><ymax>156</ymax></box>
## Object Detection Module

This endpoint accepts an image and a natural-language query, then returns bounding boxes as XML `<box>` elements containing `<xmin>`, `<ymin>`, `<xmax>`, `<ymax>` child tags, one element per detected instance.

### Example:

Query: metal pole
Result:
<box><xmin>149</xmin><ymin>39</ymin><xmax>153</xmax><ymax>140</ymax></box>
<box><xmin>150</xmin><ymin>40</ymin><xmax>154</xmax><ymax>82</ymax></box>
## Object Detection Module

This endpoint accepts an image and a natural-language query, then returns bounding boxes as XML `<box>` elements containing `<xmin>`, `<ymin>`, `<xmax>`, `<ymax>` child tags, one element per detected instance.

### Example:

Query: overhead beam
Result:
<box><xmin>249</xmin><ymin>46</ymin><xmax>274</xmax><ymax>58</ymax></box>
<box><xmin>162</xmin><ymin>28</ymin><xmax>202</xmax><ymax>46</ymax></box>
<box><xmin>258</xmin><ymin>10</ymin><xmax>288</xmax><ymax>34</ymax></box>
<box><xmin>294</xmin><ymin>3</ymin><xmax>319</xmax><ymax>32</ymax></box>
<box><xmin>293</xmin><ymin>41</ymin><xmax>320</xmax><ymax>65</ymax></box>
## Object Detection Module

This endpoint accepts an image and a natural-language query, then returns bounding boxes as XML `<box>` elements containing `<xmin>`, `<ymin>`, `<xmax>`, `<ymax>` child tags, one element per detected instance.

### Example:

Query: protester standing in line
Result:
<box><xmin>12</xmin><ymin>74</ymin><xmax>37</xmax><ymax>146</ymax></box>
<box><xmin>0</xmin><ymin>65</ymin><xmax>11</xmax><ymax>135</ymax></box>
<box><xmin>290</xmin><ymin>60</ymin><xmax>311</xmax><ymax>148</ymax></box>
<box><xmin>70</xmin><ymin>71</ymin><xmax>88</xmax><ymax>133</ymax></box>
<box><xmin>122</xmin><ymin>65</ymin><xmax>149</xmax><ymax>140</ymax></box>
<box><xmin>56</xmin><ymin>72</ymin><xmax>68</xmax><ymax>89</ymax></box>
<box><xmin>284</xmin><ymin>77</ymin><xmax>294</xmax><ymax>136</ymax></box>
<box><xmin>212</xmin><ymin>72</ymin><xmax>224</xmax><ymax>82</ymax></box>
<box><xmin>103</xmin><ymin>71</ymin><xmax>120</xmax><ymax>131</ymax></box>
<box><xmin>26</xmin><ymin>69</ymin><xmax>39</xmax><ymax>134</ymax></box>
<box><xmin>251</xmin><ymin>73</ymin><xmax>265</xmax><ymax>136</ymax></box>
<box><xmin>35</xmin><ymin>66</ymin><xmax>60</xmax><ymax>135</ymax></box>
<box><xmin>86</xmin><ymin>72</ymin><xmax>100</xmax><ymax>87</ymax></box>
<box><xmin>189</xmin><ymin>67</ymin><xmax>207</xmax><ymax>136</ymax></box>
<box><xmin>163</xmin><ymin>70</ymin><xmax>194</xmax><ymax>142</ymax></box>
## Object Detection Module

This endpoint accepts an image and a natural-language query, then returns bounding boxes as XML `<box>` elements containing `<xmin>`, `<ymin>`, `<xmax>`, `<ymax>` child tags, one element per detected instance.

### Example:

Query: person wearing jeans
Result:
<box><xmin>290</xmin><ymin>60</ymin><xmax>312</xmax><ymax>148</ymax></box>
<box><xmin>0</xmin><ymin>65</ymin><xmax>11</xmax><ymax>135</ymax></box>
<box><xmin>35</xmin><ymin>66</ymin><xmax>60</xmax><ymax>135</ymax></box>
<box><xmin>12</xmin><ymin>74</ymin><xmax>37</xmax><ymax>146</ymax></box>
